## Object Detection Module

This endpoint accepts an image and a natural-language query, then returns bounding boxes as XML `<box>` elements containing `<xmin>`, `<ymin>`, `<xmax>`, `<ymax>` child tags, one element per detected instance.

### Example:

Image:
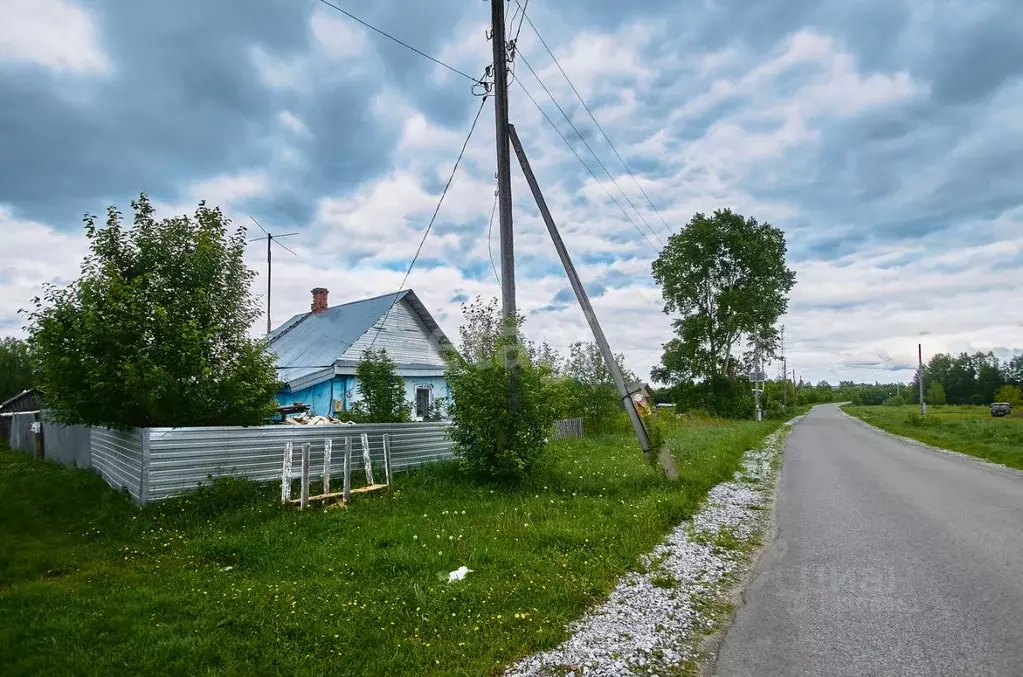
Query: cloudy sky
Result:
<box><xmin>2</xmin><ymin>0</ymin><xmax>1021</xmax><ymax>385</ymax></box>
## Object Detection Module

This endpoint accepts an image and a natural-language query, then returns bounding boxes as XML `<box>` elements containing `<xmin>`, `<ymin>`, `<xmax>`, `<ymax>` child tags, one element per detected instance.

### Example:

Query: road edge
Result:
<box><xmin>838</xmin><ymin>407</ymin><xmax>1023</xmax><ymax>480</ymax></box>
<box><xmin>695</xmin><ymin>414</ymin><xmax>801</xmax><ymax>677</ymax></box>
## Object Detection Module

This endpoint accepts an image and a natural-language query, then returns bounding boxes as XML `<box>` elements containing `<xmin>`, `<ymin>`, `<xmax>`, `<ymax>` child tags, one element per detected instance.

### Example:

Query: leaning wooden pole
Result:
<box><xmin>508</xmin><ymin>124</ymin><xmax>679</xmax><ymax>479</ymax></box>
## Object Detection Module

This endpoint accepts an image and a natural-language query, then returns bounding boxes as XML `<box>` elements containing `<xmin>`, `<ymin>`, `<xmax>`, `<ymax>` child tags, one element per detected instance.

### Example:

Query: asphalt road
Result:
<box><xmin>713</xmin><ymin>404</ymin><xmax>1023</xmax><ymax>676</ymax></box>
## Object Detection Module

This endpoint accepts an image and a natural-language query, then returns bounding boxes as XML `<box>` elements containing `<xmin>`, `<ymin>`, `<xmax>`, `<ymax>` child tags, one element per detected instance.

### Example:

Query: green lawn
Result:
<box><xmin>842</xmin><ymin>404</ymin><xmax>1023</xmax><ymax>470</ymax></box>
<box><xmin>0</xmin><ymin>416</ymin><xmax>782</xmax><ymax>676</ymax></box>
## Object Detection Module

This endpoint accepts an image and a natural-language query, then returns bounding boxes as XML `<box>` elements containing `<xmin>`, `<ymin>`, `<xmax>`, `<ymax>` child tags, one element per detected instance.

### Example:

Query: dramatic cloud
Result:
<box><xmin>1</xmin><ymin>0</ymin><xmax>1021</xmax><ymax>384</ymax></box>
<box><xmin>0</xmin><ymin>0</ymin><xmax>110</xmax><ymax>74</ymax></box>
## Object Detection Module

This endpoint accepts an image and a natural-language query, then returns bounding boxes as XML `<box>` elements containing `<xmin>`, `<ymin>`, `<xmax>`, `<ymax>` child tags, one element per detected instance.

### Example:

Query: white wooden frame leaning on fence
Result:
<box><xmin>280</xmin><ymin>433</ymin><xmax>393</xmax><ymax>509</ymax></box>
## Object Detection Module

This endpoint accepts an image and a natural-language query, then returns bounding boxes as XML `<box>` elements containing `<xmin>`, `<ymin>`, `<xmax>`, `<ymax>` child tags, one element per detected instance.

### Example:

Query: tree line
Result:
<box><xmin>913</xmin><ymin>351</ymin><xmax>1023</xmax><ymax>406</ymax></box>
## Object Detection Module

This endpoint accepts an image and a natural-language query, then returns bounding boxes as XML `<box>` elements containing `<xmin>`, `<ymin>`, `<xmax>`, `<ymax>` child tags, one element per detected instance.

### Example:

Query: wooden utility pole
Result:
<box><xmin>490</xmin><ymin>0</ymin><xmax>519</xmax><ymax>411</ymax></box>
<box><xmin>266</xmin><ymin>234</ymin><xmax>273</xmax><ymax>334</ymax></box>
<box><xmin>918</xmin><ymin>343</ymin><xmax>926</xmax><ymax>416</ymax></box>
<box><xmin>780</xmin><ymin>325</ymin><xmax>787</xmax><ymax>413</ymax></box>
<box><xmin>782</xmin><ymin>357</ymin><xmax>788</xmax><ymax>412</ymax></box>
<box><xmin>248</xmin><ymin>216</ymin><xmax>298</xmax><ymax>335</ymax></box>
<box><xmin>508</xmin><ymin>124</ymin><xmax>678</xmax><ymax>479</ymax></box>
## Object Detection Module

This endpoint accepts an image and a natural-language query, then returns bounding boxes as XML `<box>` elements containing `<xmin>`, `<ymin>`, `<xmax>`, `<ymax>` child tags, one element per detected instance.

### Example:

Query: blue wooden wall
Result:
<box><xmin>277</xmin><ymin>375</ymin><xmax>449</xmax><ymax>419</ymax></box>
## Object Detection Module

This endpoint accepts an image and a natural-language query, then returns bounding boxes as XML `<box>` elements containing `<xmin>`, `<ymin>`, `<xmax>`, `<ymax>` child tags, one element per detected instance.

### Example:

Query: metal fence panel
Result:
<box><xmin>41</xmin><ymin>420</ymin><xmax>92</xmax><ymax>468</ymax></box>
<box><xmin>144</xmin><ymin>422</ymin><xmax>453</xmax><ymax>502</ymax></box>
<box><xmin>90</xmin><ymin>428</ymin><xmax>145</xmax><ymax>501</ymax></box>
<box><xmin>7</xmin><ymin>413</ymin><xmax>36</xmax><ymax>455</ymax></box>
<box><xmin>554</xmin><ymin>417</ymin><xmax>584</xmax><ymax>439</ymax></box>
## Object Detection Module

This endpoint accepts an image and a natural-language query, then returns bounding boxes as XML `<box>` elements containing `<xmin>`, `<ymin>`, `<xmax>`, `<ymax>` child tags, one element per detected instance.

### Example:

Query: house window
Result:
<box><xmin>415</xmin><ymin>386</ymin><xmax>431</xmax><ymax>420</ymax></box>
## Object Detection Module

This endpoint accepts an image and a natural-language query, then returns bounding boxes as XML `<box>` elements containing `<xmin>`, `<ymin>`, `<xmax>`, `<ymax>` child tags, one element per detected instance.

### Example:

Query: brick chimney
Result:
<box><xmin>311</xmin><ymin>288</ymin><xmax>329</xmax><ymax>313</ymax></box>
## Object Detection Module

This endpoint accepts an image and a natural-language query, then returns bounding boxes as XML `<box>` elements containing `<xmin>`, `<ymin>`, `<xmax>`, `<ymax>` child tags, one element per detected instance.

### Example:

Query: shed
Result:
<box><xmin>270</xmin><ymin>289</ymin><xmax>453</xmax><ymax>420</ymax></box>
<box><xmin>0</xmin><ymin>388</ymin><xmax>43</xmax><ymax>444</ymax></box>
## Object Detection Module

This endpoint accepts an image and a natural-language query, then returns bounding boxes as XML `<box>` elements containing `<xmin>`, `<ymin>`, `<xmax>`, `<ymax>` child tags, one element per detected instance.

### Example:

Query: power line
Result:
<box><xmin>514</xmin><ymin>78</ymin><xmax>660</xmax><ymax>255</ymax></box>
<box><xmin>514</xmin><ymin>1</ymin><xmax>673</xmax><ymax>234</ymax></box>
<box><xmin>247</xmin><ymin>215</ymin><xmax>299</xmax><ymax>335</ymax></box>
<box><xmin>487</xmin><ymin>185</ymin><xmax>500</xmax><ymax>284</ymax></box>
<box><xmin>517</xmin><ymin>52</ymin><xmax>663</xmax><ymax>247</ymax></box>
<box><xmin>317</xmin><ymin>0</ymin><xmax>479</xmax><ymax>83</ymax></box>
<box><xmin>511</xmin><ymin>0</ymin><xmax>529</xmax><ymax>49</ymax></box>
<box><xmin>369</xmin><ymin>96</ymin><xmax>489</xmax><ymax>350</ymax></box>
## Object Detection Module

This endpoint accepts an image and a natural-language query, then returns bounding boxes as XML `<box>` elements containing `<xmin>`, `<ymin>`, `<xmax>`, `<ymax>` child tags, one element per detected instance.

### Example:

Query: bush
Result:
<box><xmin>566</xmin><ymin>381</ymin><xmax>621</xmax><ymax>434</ymax></box>
<box><xmin>672</xmin><ymin>376</ymin><xmax>755</xmax><ymax>419</ymax></box>
<box><xmin>883</xmin><ymin>395</ymin><xmax>906</xmax><ymax>406</ymax></box>
<box><xmin>446</xmin><ymin>351</ymin><xmax>556</xmax><ymax>479</ymax></box>
<box><xmin>26</xmin><ymin>195</ymin><xmax>279</xmax><ymax>428</ymax></box>
<box><xmin>926</xmin><ymin>381</ymin><xmax>947</xmax><ymax>406</ymax></box>
<box><xmin>351</xmin><ymin>349</ymin><xmax>411</xmax><ymax>423</ymax></box>
<box><xmin>558</xmin><ymin>341</ymin><xmax>630</xmax><ymax>434</ymax></box>
<box><xmin>994</xmin><ymin>384</ymin><xmax>1023</xmax><ymax>406</ymax></box>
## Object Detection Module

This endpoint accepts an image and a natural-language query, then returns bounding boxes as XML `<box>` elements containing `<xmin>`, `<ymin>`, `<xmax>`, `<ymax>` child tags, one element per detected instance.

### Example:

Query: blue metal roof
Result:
<box><xmin>270</xmin><ymin>290</ymin><xmax>410</xmax><ymax>388</ymax></box>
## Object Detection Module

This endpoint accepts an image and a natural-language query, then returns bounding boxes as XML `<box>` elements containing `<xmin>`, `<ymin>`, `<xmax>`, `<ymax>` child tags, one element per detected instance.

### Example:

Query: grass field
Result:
<box><xmin>0</xmin><ymin>416</ymin><xmax>782</xmax><ymax>676</ymax></box>
<box><xmin>841</xmin><ymin>404</ymin><xmax>1023</xmax><ymax>470</ymax></box>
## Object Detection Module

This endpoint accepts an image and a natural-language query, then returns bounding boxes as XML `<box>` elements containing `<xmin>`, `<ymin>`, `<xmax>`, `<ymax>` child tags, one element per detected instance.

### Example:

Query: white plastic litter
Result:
<box><xmin>448</xmin><ymin>566</ymin><xmax>473</xmax><ymax>582</ymax></box>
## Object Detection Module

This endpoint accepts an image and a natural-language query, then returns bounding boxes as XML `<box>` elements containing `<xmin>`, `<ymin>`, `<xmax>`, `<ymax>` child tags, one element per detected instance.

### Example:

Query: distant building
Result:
<box><xmin>270</xmin><ymin>288</ymin><xmax>452</xmax><ymax>420</ymax></box>
<box><xmin>0</xmin><ymin>388</ymin><xmax>43</xmax><ymax>444</ymax></box>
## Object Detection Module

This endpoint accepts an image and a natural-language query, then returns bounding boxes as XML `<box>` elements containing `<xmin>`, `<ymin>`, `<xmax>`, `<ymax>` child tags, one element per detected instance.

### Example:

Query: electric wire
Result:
<box><xmin>368</xmin><ymin>96</ymin><xmax>490</xmax><ymax>350</ymax></box>
<box><xmin>518</xmin><ymin>52</ymin><xmax>663</xmax><ymax>246</ymax></box>
<box><xmin>487</xmin><ymin>185</ymin><xmax>500</xmax><ymax>284</ymax></box>
<box><xmin>514</xmin><ymin>78</ymin><xmax>660</xmax><ymax>255</ymax></box>
<box><xmin>514</xmin><ymin>0</ymin><xmax>673</xmax><ymax>234</ymax></box>
<box><xmin>317</xmin><ymin>0</ymin><xmax>479</xmax><ymax>83</ymax></box>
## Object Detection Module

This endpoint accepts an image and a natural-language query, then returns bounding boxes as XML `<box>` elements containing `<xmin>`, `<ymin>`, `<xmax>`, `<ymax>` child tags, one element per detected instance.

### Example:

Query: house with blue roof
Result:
<box><xmin>269</xmin><ymin>288</ymin><xmax>453</xmax><ymax>419</ymax></box>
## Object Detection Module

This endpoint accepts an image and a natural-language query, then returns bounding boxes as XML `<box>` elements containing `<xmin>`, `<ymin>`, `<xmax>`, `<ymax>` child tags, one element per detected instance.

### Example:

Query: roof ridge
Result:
<box><xmin>268</xmin><ymin>290</ymin><xmax>410</xmax><ymax>345</ymax></box>
<box><xmin>268</xmin><ymin>312</ymin><xmax>311</xmax><ymax>345</ymax></box>
<box><xmin>327</xmin><ymin>288</ymin><xmax>408</xmax><ymax>310</ymax></box>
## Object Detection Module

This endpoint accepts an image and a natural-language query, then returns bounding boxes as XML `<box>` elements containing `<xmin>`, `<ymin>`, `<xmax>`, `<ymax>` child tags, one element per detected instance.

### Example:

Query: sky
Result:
<box><xmin>1</xmin><ymin>0</ymin><xmax>1021</xmax><ymax>386</ymax></box>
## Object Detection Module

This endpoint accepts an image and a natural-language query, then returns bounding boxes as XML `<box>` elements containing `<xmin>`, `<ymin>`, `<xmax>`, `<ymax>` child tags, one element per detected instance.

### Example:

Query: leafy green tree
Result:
<box><xmin>26</xmin><ymin>194</ymin><xmax>279</xmax><ymax>428</ymax></box>
<box><xmin>563</xmin><ymin>341</ymin><xmax>628</xmax><ymax>434</ymax></box>
<box><xmin>445</xmin><ymin>298</ymin><xmax>555</xmax><ymax>479</ymax></box>
<box><xmin>993</xmin><ymin>384</ymin><xmax>1022</xmax><ymax>406</ymax></box>
<box><xmin>927</xmin><ymin>381</ymin><xmax>946</xmax><ymax>406</ymax></box>
<box><xmin>1003</xmin><ymin>355</ymin><xmax>1023</xmax><ymax>387</ymax></box>
<box><xmin>0</xmin><ymin>337</ymin><xmax>33</xmax><ymax>402</ymax></box>
<box><xmin>350</xmin><ymin>349</ymin><xmax>411</xmax><ymax>423</ymax></box>
<box><xmin>883</xmin><ymin>394</ymin><xmax>906</xmax><ymax>407</ymax></box>
<box><xmin>652</xmin><ymin>209</ymin><xmax>795</xmax><ymax>384</ymax></box>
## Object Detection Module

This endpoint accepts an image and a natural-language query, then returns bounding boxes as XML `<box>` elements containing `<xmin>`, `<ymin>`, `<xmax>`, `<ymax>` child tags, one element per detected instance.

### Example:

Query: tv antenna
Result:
<box><xmin>248</xmin><ymin>215</ymin><xmax>298</xmax><ymax>335</ymax></box>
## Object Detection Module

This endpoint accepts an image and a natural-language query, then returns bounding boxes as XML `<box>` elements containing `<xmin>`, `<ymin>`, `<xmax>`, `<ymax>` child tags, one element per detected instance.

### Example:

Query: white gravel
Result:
<box><xmin>506</xmin><ymin>428</ymin><xmax>788</xmax><ymax>677</ymax></box>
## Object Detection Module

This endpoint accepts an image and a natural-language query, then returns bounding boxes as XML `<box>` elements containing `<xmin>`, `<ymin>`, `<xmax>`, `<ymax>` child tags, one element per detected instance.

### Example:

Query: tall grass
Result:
<box><xmin>842</xmin><ymin>404</ymin><xmax>1023</xmax><ymax>470</ymax></box>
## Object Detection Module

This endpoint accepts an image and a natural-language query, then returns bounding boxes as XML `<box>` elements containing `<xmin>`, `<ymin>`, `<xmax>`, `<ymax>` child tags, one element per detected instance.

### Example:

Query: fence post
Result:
<box><xmin>300</xmin><ymin>442</ymin><xmax>310</xmax><ymax>509</ymax></box>
<box><xmin>32</xmin><ymin>412</ymin><xmax>45</xmax><ymax>460</ymax></box>
<box><xmin>139</xmin><ymin>428</ymin><xmax>151</xmax><ymax>504</ymax></box>
<box><xmin>383</xmin><ymin>433</ymin><xmax>392</xmax><ymax>487</ymax></box>
<box><xmin>281</xmin><ymin>441</ymin><xmax>293</xmax><ymax>503</ymax></box>
<box><xmin>361</xmin><ymin>432</ymin><xmax>374</xmax><ymax>484</ymax></box>
<box><xmin>343</xmin><ymin>436</ymin><xmax>352</xmax><ymax>504</ymax></box>
<box><xmin>322</xmin><ymin>439</ymin><xmax>332</xmax><ymax>494</ymax></box>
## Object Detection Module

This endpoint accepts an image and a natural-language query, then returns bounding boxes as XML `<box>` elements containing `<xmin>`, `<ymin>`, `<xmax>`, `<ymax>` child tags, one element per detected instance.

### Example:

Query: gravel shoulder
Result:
<box><xmin>506</xmin><ymin>424</ymin><xmax>793</xmax><ymax>676</ymax></box>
